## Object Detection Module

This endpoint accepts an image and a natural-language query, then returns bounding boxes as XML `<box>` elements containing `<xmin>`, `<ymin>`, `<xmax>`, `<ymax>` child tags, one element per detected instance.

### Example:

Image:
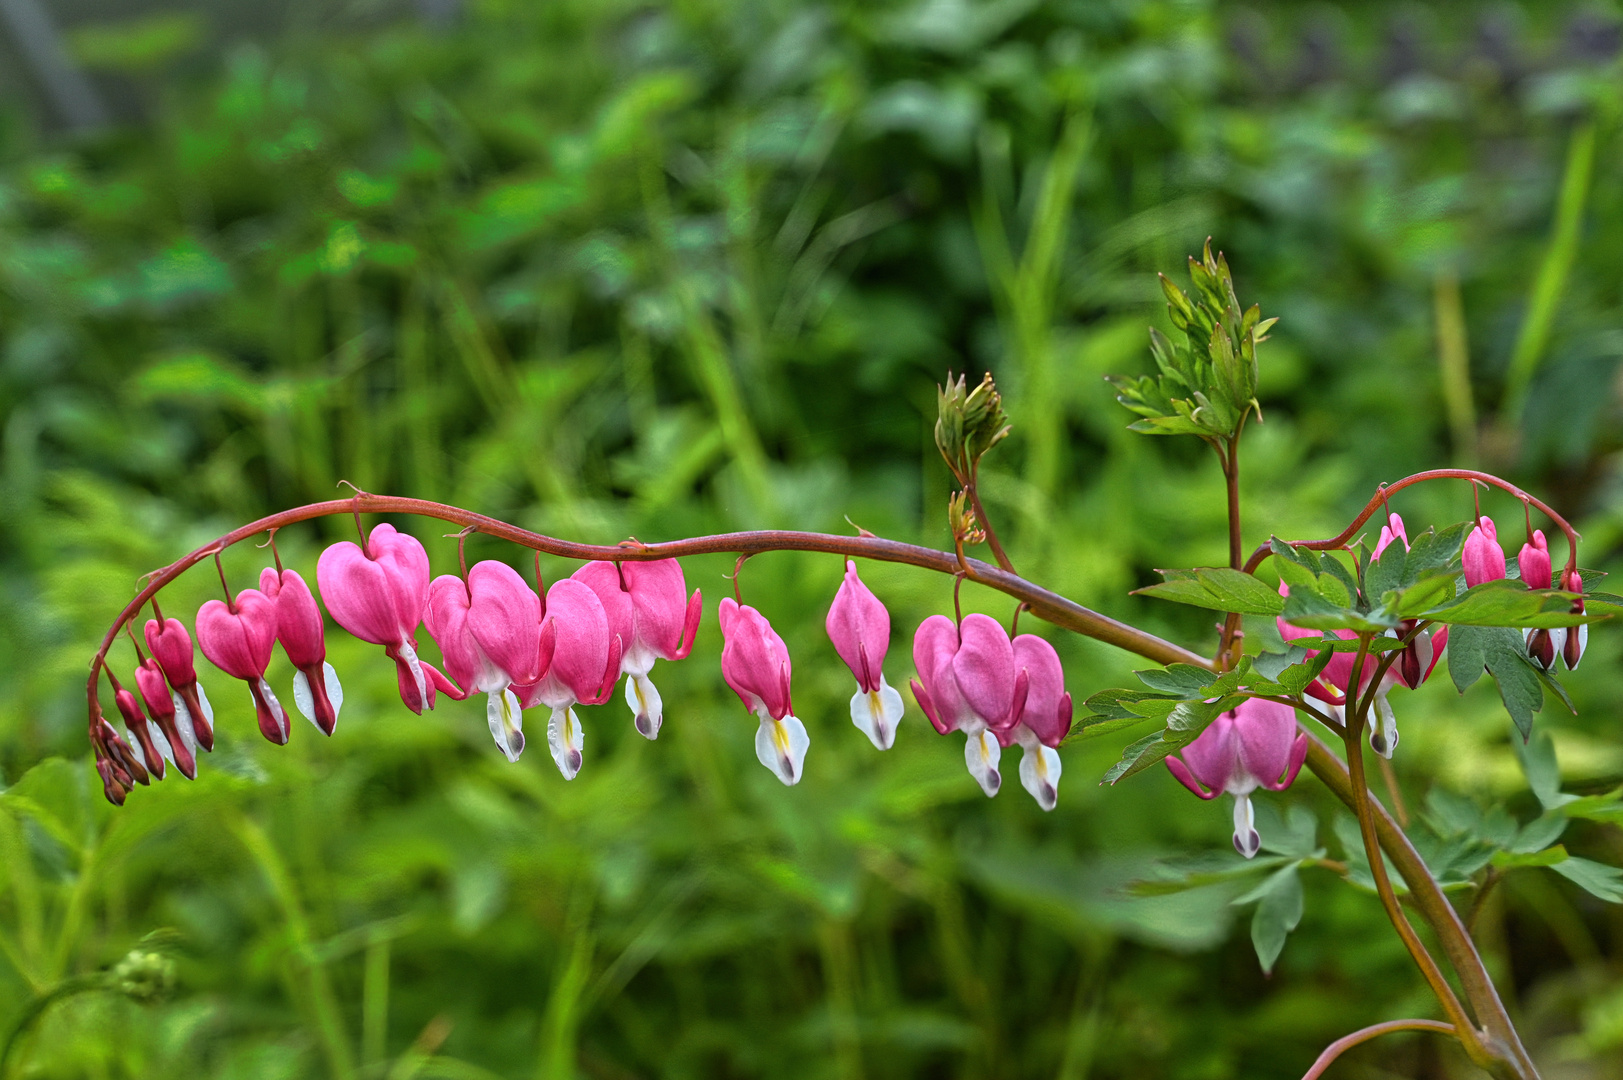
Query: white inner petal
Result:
<box><xmin>849</xmin><ymin>677</ymin><xmax>903</xmax><ymax>751</ymax></box>
<box><xmin>626</xmin><ymin>672</ymin><xmax>663</xmax><ymax>740</ymax></box>
<box><xmin>323</xmin><ymin>662</ymin><xmax>344</xmax><ymax>718</ymax></box>
<box><xmin>1018</xmin><ymin>741</ymin><xmax>1061</xmax><ymax>812</ymax></box>
<box><xmin>547</xmin><ymin>705</ymin><xmax>585</xmax><ymax>780</ymax></box>
<box><xmin>964</xmin><ymin>728</ymin><xmax>1001</xmax><ymax>798</ymax></box>
<box><xmin>170</xmin><ymin>692</ymin><xmax>199</xmax><ymax>757</ymax></box>
<box><xmin>486</xmin><ymin>688</ymin><xmax>525</xmax><ymax>763</ymax></box>
<box><xmin>1232</xmin><ymin>793</ymin><xmax>1261</xmax><ymax>858</ymax></box>
<box><xmin>754</xmin><ymin>714</ymin><xmax>809</xmax><ymax>786</ymax></box>
<box><xmin>194</xmin><ymin>682</ymin><xmax>215</xmax><ymax>734</ymax></box>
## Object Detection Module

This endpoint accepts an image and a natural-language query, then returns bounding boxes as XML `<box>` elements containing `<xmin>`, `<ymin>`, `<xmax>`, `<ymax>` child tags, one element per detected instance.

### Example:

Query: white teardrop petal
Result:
<box><xmin>486</xmin><ymin>688</ymin><xmax>525</xmax><ymax>763</ymax></box>
<box><xmin>626</xmin><ymin>672</ymin><xmax>664</xmax><ymax>739</ymax></box>
<box><xmin>397</xmin><ymin>640</ymin><xmax>429</xmax><ymax>710</ymax></box>
<box><xmin>755</xmin><ymin>714</ymin><xmax>809</xmax><ymax>786</ymax></box>
<box><xmin>170</xmin><ymin>693</ymin><xmax>199</xmax><ymax>757</ymax></box>
<box><xmin>547</xmin><ymin>705</ymin><xmax>584</xmax><ymax>780</ymax></box>
<box><xmin>964</xmin><ymin>728</ymin><xmax>1001</xmax><ymax>797</ymax></box>
<box><xmin>850</xmin><ymin>677</ymin><xmax>904</xmax><ymax>751</ymax></box>
<box><xmin>293</xmin><ymin>670</ymin><xmax>316</xmax><ymax>724</ymax></box>
<box><xmin>1232</xmin><ymin>793</ymin><xmax>1261</xmax><ymax>858</ymax></box>
<box><xmin>1018</xmin><ymin>742</ymin><xmax>1061</xmax><ymax>811</ymax></box>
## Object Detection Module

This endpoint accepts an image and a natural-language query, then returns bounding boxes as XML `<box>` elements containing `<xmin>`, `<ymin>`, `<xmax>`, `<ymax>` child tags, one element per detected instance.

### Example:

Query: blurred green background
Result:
<box><xmin>2</xmin><ymin>0</ymin><xmax>1623</xmax><ymax>1076</ymax></box>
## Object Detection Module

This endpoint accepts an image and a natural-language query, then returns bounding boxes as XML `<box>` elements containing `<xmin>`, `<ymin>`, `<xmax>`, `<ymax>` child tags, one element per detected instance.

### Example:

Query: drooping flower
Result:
<box><xmin>425</xmin><ymin>561</ymin><xmax>545</xmax><ymax>762</ymax></box>
<box><xmin>1518</xmin><ymin>530</ymin><xmax>1560</xmax><ymax>671</ymax></box>
<box><xmin>134</xmin><ymin>657</ymin><xmax>196</xmax><ymax>779</ymax></box>
<box><xmin>197</xmin><ymin>587</ymin><xmax>289</xmax><ymax>745</ymax></box>
<box><xmin>1165</xmin><ymin>697</ymin><xmax>1308</xmax><ymax>859</ymax></box>
<box><xmin>316</xmin><ymin>524</ymin><xmax>460</xmax><ymax>714</ymax></box>
<box><xmin>571</xmin><ymin>559</ymin><xmax>701</xmax><ymax>740</ymax></box>
<box><xmin>1463</xmin><ymin>516</ymin><xmax>1506</xmax><ymax>587</ymax></box>
<box><xmin>144</xmin><ymin>615</ymin><xmax>215</xmax><ymax>751</ymax></box>
<box><xmin>825</xmin><ymin>560</ymin><xmax>904</xmax><ymax>751</ymax></box>
<box><xmin>717</xmin><ymin>597</ymin><xmax>808</xmax><ymax>786</ymax></box>
<box><xmin>910</xmin><ymin>613</ymin><xmax>1028</xmax><ymax>797</ymax></box>
<box><xmin>1561</xmin><ymin>567</ymin><xmax>1588</xmax><ymax>670</ymax></box>
<box><xmin>998</xmin><ymin>634</ymin><xmax>1072</xmax><ymax>811</ymax></box>
<box><xmin>516</xmin><ymin>579</ymin><xmax>622</xmax><ymax>780</ymax></box>
<box><xmin>91</xmin><ymin>712</ymin><xmax>149</xmax><ymax>805</ymax></box>
<box><xmin>261</xmin><ymin>568</ymin><xmax>343</xmax><ymax>735</ymax></box>
<box><xmin>108</xmin><ymin>671</ymin><xmax>166</xmax><ymax>780</ymax></box>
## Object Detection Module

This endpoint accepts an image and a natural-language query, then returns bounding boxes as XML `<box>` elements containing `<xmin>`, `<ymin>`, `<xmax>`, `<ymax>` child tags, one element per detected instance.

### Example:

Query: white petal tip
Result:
<box><xmin>756</xmin><ymin>715</ymin><xmax>809</xmax><ymax>786</ymax></box>
<box><xmin>1019</xmin><ymin>743</ymin><xmax>1062</xmax><ymax>811</ymax></box>
<box><xmin>850</xmin><ymin>681</ymin><xmax>903</xmax><ymax>751</ymax></box>
<box><xmin>965</xmin><ymin>729</ymin><xmax>1002</xmax><ymax>798</ymax></box>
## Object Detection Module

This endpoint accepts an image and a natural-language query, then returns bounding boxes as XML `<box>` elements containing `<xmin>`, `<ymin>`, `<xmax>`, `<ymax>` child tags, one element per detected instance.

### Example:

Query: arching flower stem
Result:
<box><xmin>84</xmin><ymin>493</ymin><xmax>1209</xmax><ymax>742</ymax></box>
<box><xmin>1299</xmin><ymin>1019</ymin><xmax>1458</xmax><ymax>1080</ymax></box>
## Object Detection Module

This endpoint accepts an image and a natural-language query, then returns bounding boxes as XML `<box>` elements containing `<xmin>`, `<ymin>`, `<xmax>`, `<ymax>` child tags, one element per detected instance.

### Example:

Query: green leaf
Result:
<box><xmin>1134</xmin><ymin>664</ymin><xmax>1219</xmax><ymax>696</ymax></box>
<box><xmin>1492</xmin><ymin>845</ymin><xmax>1569</xmax><ymax>869</ymax></box>
<box><xmin>1422</xmin><ymin>579</ymin><xmax>1604</xmax><ymax>628</ymax></box>
<box><xmin>1447</xmin><ymin>626</ymin><xmax>1544</xmax><ymax>739</ymax></box>
<box><xmin>1101</xmin><ymin>733</ymin><xmax>1168</xmax><ymax>785</ymax></box>
<box><xmin>1238</xmin><ymin>865</ymin><xmax>1303</xmax><ymax>974</ymax></box>
<box><xmin>1133</xmin><ymin>568</ymin><xmax>1285</xmax><ymax>616</ymax></box>
<box><xmin>1509</xmin><ymin>813</ymin><xmax>1568</xmax><ymax>855</ymax></box>
<box><xmin>1252</xmin><ymin>646</ymin><xmax>1308</xmax><ymax>681</ymax></box>
<box><xmin>1126</xmin><ymin>852</ymin><xmax>1292</xmax><ymax>897</ymax></box>
<box><xmin>1551</xmin><ymin>857</ymin><xmax>1623</xmax><ymax>903</ymax></box>
<box><xmin>1515</xmin><ymin>730</ymin><xmax>1577</xmax><ymax>811</ymax></box>
<box><xmin>1561</xmin><ymin>788</ymin><xmax>1623</xmax><ymax>825</ymax></box>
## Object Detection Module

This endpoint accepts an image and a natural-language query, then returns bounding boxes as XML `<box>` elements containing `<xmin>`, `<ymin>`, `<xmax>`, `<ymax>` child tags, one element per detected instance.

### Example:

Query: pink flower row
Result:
<box><xmin>96</xmin><ymin>526</ymin><xmax>1074</xmax><ymax>810</ymax></box>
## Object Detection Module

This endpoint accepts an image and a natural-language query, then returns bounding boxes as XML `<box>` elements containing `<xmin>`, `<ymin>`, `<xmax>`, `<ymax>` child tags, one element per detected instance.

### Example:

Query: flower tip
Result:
<box><xmin>1234</xmin><ymin>828</ymin><xmax>1262</xmax><ymax>859</ymax></box>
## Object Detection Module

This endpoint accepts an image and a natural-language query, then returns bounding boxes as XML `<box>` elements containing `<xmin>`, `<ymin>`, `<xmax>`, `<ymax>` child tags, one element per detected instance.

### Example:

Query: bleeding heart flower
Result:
<box><xmin>1463</xmin><ymin>516</ymin><xmax>1506</xmax><ymax>588</ymax></box>
<box><xmin>572</xmin><ymin>559</ymin><xmax>701</xmax><ymax>740</ymax></box>
<box><xmin>717</xmin><ymin>597</ymin><xmax>808</xmax><ymax>786</ymax></box>
<box><xmin>261</xmin><ymin>568</ymin><xmax>343</xmax><ymax>735</ymax></box>
<box><xmin>825</xmin><ymin>560</ymin><xmax>904</xmax><ymax>751</ymax></box>
<box><xmin>91</xmin><ymin>712</ymin><xmax>148</xmax><ymax>805</ymax></box>
<box><xmin>1561</xmin><ymin>567</ymin><xmax>1588</xmax><ymax>670</ymax></box>
<box><xmin>317</xmin><ymin>524</ymin><xmax>461</xmax><ymax>714</ymax></box>
<box><xmin>425</xmin><ymin>561</ymin><xmax>546</xmax><ymax>763</ymax></box>
<box><xmin>516</xmin><ymin>578</ymin><xmax>621</xmax><ymax>780</ymax></box>
<box><xmin>108</xmin><ymin>672</ymin><xmax>166</xmax><ymax>780</ymax></box>
<box><xmin>197</xmin><ymin>588</ymin><xmax>289</xmax><ymax>745</ymax></box>
<box><xmin>135</xmin><ymin>657</ymin><xmax>196</xmax><ymax>779</ymax></box>
<box><xmin>144</xmin><ymin>615</ymin><xmax>215</xmax><ymax>753</ymax></box>
<box><xmin>1277</xmin><ymin>514</ymin><xmax>1446</xmax><ymax>759</ymax></box>
<box><xmin>997</xmin><ymin>634</ymin><xmax>1072</xmax><ymax>811</ymax></box>
<box><xmin>1166</xmin><ymin>697</ymin><xmax>1308</xmax><ymax>858</ymax></box>
<box><xmin>910</xmin><ymin>613</ymin><xmax>1029</xmax><ymax>798</ymax></box>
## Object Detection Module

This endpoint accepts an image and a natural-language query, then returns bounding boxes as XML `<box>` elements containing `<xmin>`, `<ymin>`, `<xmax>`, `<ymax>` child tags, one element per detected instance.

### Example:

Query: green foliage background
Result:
<box><xmin>2</xmin><ymin>1</ymin><xmax>1622</xmax><ymax>1075</ymax></box>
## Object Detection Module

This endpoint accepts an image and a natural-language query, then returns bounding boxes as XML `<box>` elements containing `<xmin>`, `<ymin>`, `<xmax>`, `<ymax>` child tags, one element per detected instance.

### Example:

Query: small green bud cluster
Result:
<box><xmin>934</xmin><ymin>373</ymin><xmax>1010</xmax><ymax>487</ymax></box>
<box><xmin>110</xmin><ymin>949</ymin><xmax>177</xmax><ymax>1004</ymax></box>
<box><xmin>1108</xmin><ymin>239</ymin><xmax>1276</xmax><ymax>441</ymax></box>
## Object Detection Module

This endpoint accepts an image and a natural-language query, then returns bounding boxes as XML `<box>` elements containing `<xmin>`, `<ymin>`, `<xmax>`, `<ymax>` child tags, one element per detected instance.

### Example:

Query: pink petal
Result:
<box><xmin>952</xmin><ymin>614</ymin><xmax>1015</xmax><ymax>727</ymax></box>
<box><xmin>1518</xmin><ymin>530</ymin><xmax>1551</xmax><ymax>590</ymax></box>
<box><xmin>467</xmin><ymin>561</ymin><xmax>543</xmax><ymax>684</ymax></box>
<box><xmin>1233</xmin><ymin>698</ymin><xmax>1300</xmax><ymax>787</ymax></box>
<box><xmin>826</xmin><ymin>560</ymin><xmax>890</xmax><ymax>694</ymax></box>
<box><xmin>1010</xmin><ymin>634</ymin><xmax>1069</xmax><ymax>747</ymax></box>
<box><xmin>623</xmin><ymin>559</ymin><xmax>693</xmax><ymax>660</ymax></box>
<box><xmin>1178</xmin><ymin>711</ymin><xmax>1240</xmax><ymax>792</ymax></box>
<box><xmin>196</xmin><ymin>591</ymin><xmax>278</xmax><ymax>681</ymax></box>
<box><xmin>317</xmin><ymin>541</ymin><xmax>405</xmax><ymax>645</ymax></box>
<box><xmin>263</xmin><ymin>568</ymin><xmax>326</xmax><ymax>669</ymax></box>
<box><xmin>1463</xmin><ymin>517</ymin><xmax>1506</xmax><ymax>588</ymax></box>
<box><xmin>543</xmin><ymin>578</ymin><xmax>614</xmax><ymax>703</ymax></box>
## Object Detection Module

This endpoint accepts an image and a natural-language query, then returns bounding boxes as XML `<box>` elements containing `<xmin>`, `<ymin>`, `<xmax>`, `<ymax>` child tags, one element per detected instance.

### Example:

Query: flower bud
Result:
<box><xmin>1462</xmin><ymin>517</ymin><xmax>1506</xmax><ymax>588</ymax></box>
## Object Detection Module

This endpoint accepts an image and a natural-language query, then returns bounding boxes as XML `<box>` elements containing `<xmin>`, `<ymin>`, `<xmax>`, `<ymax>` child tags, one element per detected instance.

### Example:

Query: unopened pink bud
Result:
<box><xmin>1463</xmin><ymin>517</ymin><xmax>1506</xmax><ymax>588</ymax></box>
<box><xmin>1517</xmin><ymin>530</ymin><xmax>1551</xmax><ymax>590</ymax></box>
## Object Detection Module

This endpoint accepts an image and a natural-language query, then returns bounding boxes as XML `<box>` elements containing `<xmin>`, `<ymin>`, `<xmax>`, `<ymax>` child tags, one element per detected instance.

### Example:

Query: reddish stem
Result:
<box><xmin>1300</xmin><ymin>1019</ymin><xmax>1457</xmax><ymax>1080</ymax></box>
<box><xmin>85</xmin><ymin>494</ymin><xmax>1209</xmax><ymax>734</ymax></box>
